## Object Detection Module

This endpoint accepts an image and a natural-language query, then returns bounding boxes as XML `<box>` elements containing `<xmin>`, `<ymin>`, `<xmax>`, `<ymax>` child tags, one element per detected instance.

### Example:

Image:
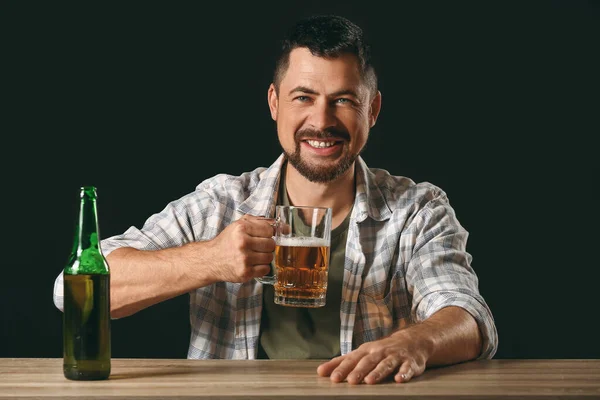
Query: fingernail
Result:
<box><xmin>400</xmin><ymin>373</ymin><xmax>408</xmax><ymax>380</ymax></box>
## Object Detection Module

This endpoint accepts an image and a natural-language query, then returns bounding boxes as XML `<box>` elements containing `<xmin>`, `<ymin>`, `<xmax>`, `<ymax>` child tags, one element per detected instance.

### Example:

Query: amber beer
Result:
<box><xmin>63</xmin><ymin>274</ymin><xmax>111</xmax><ymax>380</ymax></box>
<box><xmin>255</xmin><ymin>205</ymin><xmax>332</xmax><ymax>307</ymax></box>
<box><xmin>273</xmin><ymin>237</ymin><xmax>330</xmax><ymax>308</ymax></box>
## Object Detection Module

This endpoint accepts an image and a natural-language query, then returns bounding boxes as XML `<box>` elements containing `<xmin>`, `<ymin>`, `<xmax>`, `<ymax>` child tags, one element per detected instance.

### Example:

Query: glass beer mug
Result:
<box><xmin>256</xmin><ymin>205</ymin><xmax>332</xmax><ymax>308</ymax></box>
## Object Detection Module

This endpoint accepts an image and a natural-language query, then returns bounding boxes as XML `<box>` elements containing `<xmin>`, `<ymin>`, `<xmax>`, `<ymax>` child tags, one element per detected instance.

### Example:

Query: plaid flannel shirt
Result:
<box><xmin>53</xmin><ymin>154</ymin><xmax>498</xmax><ymax>360</ymax></box>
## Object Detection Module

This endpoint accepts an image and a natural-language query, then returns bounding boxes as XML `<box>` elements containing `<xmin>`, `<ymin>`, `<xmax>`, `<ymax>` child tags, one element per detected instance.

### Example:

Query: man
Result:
<box><xmin>54</xmin><ymin>14</ymin><xmax>497</xmax><ymax>384</ymax></box>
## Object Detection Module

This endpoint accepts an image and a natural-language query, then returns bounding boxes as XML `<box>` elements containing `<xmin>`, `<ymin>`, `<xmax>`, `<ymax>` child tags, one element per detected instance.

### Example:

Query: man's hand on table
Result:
<box><xmin>316</xmin><ymin>330</ymin><xmax>429</xmax><ymax>385</ymax></box>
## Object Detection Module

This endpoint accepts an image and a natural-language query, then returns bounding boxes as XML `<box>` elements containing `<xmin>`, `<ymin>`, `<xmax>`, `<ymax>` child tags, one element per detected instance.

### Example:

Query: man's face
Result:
<box><xmin>268</xmin><ymin>47</ymin><xmax>381</xmax><ymax>183</ymax></box>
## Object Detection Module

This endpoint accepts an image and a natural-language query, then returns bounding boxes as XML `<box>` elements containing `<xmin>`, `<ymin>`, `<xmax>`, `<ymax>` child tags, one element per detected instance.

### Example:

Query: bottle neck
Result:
<box><xmin>66</xmin><ymin>186</ymin><xmax>109</xmax><ymax>275</ymax></box>
<box><xmin>75</xmin><ymin>193</ymin><xmax>101</xmax><ymax>253</ymax></box>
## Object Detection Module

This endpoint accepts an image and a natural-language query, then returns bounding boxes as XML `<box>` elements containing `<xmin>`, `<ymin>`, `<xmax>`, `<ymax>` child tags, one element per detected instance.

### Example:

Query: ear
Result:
<box><xmin>369</xmin><ymin>90</ymin><xmax>382</xmax><ymax>128</ymax></box>
<box><xmin>268</xmin><ymin>83</ymin><xmax>278</xmax><ymax>121</ymax></box>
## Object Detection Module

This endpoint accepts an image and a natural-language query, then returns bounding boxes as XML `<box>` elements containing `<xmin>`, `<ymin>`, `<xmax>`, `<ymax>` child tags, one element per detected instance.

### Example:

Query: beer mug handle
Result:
<box><xmin>255</xmin><ymin>218</ymin><xmax>279</xmax><ymax>285</ymax></box>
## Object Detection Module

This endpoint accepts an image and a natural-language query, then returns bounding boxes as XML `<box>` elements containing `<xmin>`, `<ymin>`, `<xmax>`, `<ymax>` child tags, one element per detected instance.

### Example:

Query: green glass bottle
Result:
<box><xmin>63</xmin><ymin>186</ymin><xmax>111</xmax><ymax>380</ymax></box>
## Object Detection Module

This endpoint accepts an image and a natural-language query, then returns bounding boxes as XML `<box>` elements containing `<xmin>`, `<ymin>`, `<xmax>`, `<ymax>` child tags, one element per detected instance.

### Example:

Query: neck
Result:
<box><xmin>284</xmin><ymin>161</ymin><xmax>356</xmax><ymax>228</ymax></box>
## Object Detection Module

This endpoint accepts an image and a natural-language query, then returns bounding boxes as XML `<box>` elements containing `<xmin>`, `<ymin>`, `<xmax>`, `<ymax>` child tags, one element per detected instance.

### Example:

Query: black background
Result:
<box><xmin>1</xmin><ymin>1</ymin><xmax>598</xmax><ymax>360</ymax></box>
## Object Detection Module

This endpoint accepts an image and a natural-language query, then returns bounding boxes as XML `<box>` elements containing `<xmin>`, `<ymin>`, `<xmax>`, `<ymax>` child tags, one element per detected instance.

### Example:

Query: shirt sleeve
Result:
<box><xmin>53</xmin><ymin>271</ymin><xmax>64</xmax><ymax>312</ymax></box>
<box><xmin>406</xmin><ymin>193</ymin><xmax>498</xmax><ymax>359</ymax></box>
<box><xmin>101</xmin><ymin>197</ymin><xmax>202</xmax><ymax>256</ymax></box>
<box><xmin>52</xmin><ymin>189</ymin><xmax>215</xmax><ymax>314</ymax></box>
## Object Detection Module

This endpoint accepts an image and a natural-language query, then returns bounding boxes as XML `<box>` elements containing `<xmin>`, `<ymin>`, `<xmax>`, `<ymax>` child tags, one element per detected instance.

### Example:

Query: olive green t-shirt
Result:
<box><xmin>257</xmin><ymin>175</ymin><xmax>351</xmax><ymax>359</ymax></box>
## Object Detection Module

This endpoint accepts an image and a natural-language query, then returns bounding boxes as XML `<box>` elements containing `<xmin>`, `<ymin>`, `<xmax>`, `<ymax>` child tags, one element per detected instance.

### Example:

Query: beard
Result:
<box><xmin>283</xmin><ymin>128</ymin><xmax>359</xmax><ymax>183</ymax></box>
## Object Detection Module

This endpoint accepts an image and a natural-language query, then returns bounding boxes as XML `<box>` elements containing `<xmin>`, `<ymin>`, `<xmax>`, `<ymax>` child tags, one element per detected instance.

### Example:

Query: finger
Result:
<box><xmin>252</xmin><ymin>264</ymin><xmax>271</xmax><ymax>278</ymax></box>
<box><xmin>243</xmin><ymin>215</ymin><xmax>276</xmax><ymax>226</ymax></box>
<box><xmin>248</xmin><ymin>237</ymin><xmax>276</xmax><ymax>253</ymax></box>
<box><xmin>258</xmin><ymin>218</ymin><xmax>276</xmax><ymax>227</ymax></box>
<box><xmin>247</xmin><ymin>251</ymin><xmax>274</xmax><ymax>266</ymax></box>
<box><xmin>363</xmin><ymin>356</ymin><xmax>400</xmax><ymax>385</ymax></box>
<box><xmin>394</xmin><ymin>361</ymin><xmax>413</xmax><ymax>383</ymax></box>
<box><xmin>317</xmin><ymin>357</ymin><xmax>344</xmax><ymax>377</ymax></box>
<box><xmin>329</xmin><ymin>355</ymin><xmax>361</xmax><ymax>383</ymax></box>
<box><xmin>240</xmin><ymin>219</ymin><xmax>276</xmax><ymax>238</ymax></box>
<box><xmin>346</xmin><ymin>354</ymin><xmax>381</xmax><ymax>385</ymax></box>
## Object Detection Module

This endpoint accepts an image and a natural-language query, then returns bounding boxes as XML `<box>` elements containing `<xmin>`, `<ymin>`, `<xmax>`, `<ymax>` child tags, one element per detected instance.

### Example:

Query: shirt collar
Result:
<box><xmin>236</xmin><ymin>154</ymin><xmax>393</xmax><ymax>222</ymax></box>
<box><xmin>354</xmin><ymin>156</ymin><xmax>393</xmax><ymax>223</ymax></box>
<box><xmin>236</xmin><ymin>154</ymin><xmax>285</xmax><ymax>218</ymax></box>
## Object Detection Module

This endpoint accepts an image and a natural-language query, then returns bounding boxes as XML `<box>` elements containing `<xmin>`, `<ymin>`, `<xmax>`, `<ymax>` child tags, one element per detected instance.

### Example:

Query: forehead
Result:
<box><xmin>280</xmin><ymin>47</ymin><xmax>366</xmax><ymax>95</ymax></box>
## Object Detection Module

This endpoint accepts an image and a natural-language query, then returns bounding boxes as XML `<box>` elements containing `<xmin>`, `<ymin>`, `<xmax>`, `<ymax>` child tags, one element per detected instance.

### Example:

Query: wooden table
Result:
<box><xmin>1</xmin><ymin>358</ymin><xmax>599</xmax><ymax>399</ymax></box>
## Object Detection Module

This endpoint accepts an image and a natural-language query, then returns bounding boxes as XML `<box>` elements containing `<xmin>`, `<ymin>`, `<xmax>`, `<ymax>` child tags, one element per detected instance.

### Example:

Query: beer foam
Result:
<box><xmin>275</xmin><ymin>236</ymin><xmax>329</xmax><ymax>247</ymax></box>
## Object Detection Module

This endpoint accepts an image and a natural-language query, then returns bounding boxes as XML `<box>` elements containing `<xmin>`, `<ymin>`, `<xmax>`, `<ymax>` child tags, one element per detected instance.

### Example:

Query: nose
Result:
<box><xmin>307</xmin><ymin>99</ymin><xmax>337</xmax><ymax>131</ymax></box>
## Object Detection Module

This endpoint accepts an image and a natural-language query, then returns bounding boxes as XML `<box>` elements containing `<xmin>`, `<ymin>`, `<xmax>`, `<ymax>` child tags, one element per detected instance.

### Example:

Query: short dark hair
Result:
<box><xmin>273</xmin><ymin>15</ymin><xmax>377</xmax><ymax>98</ymax></box>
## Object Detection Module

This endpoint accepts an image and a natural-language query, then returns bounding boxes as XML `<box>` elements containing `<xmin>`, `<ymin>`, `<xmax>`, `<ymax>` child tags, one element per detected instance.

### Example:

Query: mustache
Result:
<box><xmin>295</xmin><ymin>128</ymin><xmax>350</xmax><ymax>141</ymax></box>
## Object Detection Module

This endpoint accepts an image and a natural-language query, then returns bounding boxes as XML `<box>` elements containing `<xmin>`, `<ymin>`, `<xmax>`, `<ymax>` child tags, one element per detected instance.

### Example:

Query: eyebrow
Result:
<box><xmin>288</xmin><ymin>86</ymin><xmax>359</xmax><ymax>98</ymax></box>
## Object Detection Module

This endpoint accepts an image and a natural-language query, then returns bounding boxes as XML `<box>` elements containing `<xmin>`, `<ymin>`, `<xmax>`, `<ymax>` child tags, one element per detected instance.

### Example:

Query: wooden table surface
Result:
<box><xmin>1</xmin><ymin>358</ymin><xmax>599</xmax><ymax>399</ymax></box>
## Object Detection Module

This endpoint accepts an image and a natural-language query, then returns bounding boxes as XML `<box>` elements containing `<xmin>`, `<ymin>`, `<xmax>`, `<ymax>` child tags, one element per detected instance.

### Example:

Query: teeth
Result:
<box><xmin>307</xmin><ymin>140</ymin><xmax>335</xmax><ymax>148</ymax></box>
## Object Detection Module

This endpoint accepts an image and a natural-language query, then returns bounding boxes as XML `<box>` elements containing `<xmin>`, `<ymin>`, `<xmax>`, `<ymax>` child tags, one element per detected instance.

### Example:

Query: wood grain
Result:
<box><xmin>0</xmin><ymin>358</ymin><xmax>599</xmax><ymax>399</ymax></box>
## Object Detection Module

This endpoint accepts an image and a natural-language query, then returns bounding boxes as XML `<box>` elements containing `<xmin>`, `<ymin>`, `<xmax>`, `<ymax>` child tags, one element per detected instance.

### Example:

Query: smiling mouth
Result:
<box><xmin>304</xmin><ymin>139</ymin><xmax>341</xmax><ymax>148</ymax></box>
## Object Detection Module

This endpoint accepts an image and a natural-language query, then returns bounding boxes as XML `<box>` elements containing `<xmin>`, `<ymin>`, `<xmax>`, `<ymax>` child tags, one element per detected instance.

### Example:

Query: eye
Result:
<box><xmin>294</xmin><ymin>96</ymin><xmax>311</xmax><ymax>102</ymax></box>
<box><xmin>335</xmin><ymin>98</ymin><xmax>353</xmax><ymax>105</ymax></box>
